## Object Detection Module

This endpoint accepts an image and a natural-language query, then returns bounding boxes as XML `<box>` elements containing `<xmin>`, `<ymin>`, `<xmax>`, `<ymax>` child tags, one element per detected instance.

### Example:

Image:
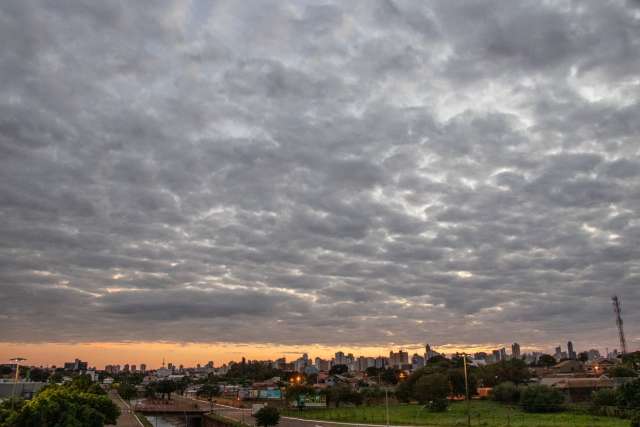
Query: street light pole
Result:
<box><xmin>463</xmin><ymin>354</ymin><xmax>470</xmax><ymax>427</ymax></box>
<box><xmin>10</xmin><ymin>357</ymin><xmax>27</xmax><ymax>411</ymax></box>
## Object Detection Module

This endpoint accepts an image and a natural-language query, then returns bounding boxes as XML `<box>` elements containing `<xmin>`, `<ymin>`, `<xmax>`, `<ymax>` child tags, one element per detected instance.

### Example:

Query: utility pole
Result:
<box><xmin>612</xmin><ymin>295</ymin><xmax>628</xmax><ymax>355</ymax></box>
<box><xmin>463</xmin><ymin>354</ymin><xmax>470</xmax><ymax>427</ymax></box>
<box><xmin>385</xmin><ymin>386</ymin><xmax>390</xmax><ymax>427</ymax></box>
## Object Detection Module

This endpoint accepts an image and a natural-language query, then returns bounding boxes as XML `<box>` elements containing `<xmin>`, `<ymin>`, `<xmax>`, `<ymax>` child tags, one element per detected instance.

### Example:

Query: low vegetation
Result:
<box><xmin>283</xmin><ymin>400</ymin><xmax>629</xmax><ymax>426</ymax></box>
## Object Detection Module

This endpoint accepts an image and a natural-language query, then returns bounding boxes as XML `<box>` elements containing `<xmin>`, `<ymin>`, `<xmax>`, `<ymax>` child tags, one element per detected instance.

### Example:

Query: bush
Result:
<box><xmin>491</xmin><ymin>382</ymin><xmax>520</xmax><ymax>404</ymax></box>
<box><xmin>254</xmin><ymin>406</ymin><xmax>280</xmax><ymax>427</ymax></box>
<box><xmin>519</xmin><ymin>385</ymin><xmax>565</xmax><ymax>413</ymax></box>
<box><xmin>428</xmin><ymin>398</ymin><xmax>449</xmax><ymax>412</ymax></box>
<box><xmin>592</xmin><ymin>389</ymin><xmax>618</xmax><ymax>407</ymax></box>
<box><xmin>590</xmin><ymin>389</ymin><xmax>620</xmax><ymax>416</ymax></box>
<box><xmin>619</xmin><ymin>379</ymin><xmax>640</xmax><ymax>410</ymax></box>
<box><xmin>630</xmin><ymin>411</ymin><xmax>640</xmax><ymax>427</ymax></box>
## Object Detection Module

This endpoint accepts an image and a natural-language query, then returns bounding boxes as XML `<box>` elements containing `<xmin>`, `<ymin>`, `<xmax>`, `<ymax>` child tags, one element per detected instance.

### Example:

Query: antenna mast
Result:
<box><xmin>612</xmin><ymin>295</ymin><xmax>628</xmax><ymax>355</ymax></box>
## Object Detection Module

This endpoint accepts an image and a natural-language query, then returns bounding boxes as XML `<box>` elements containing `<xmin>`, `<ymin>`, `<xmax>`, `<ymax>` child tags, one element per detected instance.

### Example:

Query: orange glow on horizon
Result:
<box><xmin>0</xmin><ymin>341</ymin><xmax>544</xmax><ymax>370</ymax></box>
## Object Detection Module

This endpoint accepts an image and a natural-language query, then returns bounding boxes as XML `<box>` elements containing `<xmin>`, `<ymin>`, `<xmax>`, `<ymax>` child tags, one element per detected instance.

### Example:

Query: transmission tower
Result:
<box><xmin>612</xmin><ymin>295</ymin><xmax>628</xmax><ymax>355</ymax></box>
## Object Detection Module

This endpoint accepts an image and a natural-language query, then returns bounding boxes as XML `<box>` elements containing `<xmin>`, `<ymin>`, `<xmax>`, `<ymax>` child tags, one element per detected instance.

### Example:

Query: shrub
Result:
<box><xmin>619</xmin><ymin>379</ymin><xmax>640</xmax><ymax>410</ymax></box>
<box><xmin>519</xmin><ymin>385</ymin><xmax>565</xmax><ymax>413</ymax></box>
<box><xmin>590</xmin><ymin>389</ymin><xmax>620</xmax><ymax>416</ymax></box>
<box><xmin>592</xmin><ymin>389</ymin><xmax>619</xmax><ymax>407</ymax></box>
<box><xmin>254</xmin><ymin>406</ymin><xmax>280</xmax><ymax>427</ymax></box>
<box><xmin>428</xmin><ymin>398</ymin><xmax>449</xmax><ymax>412</ymax></box>
<box><xmin>491</xmin><ymin>382</ymin><xmax>520</xmax><ymax>404</ymax></box>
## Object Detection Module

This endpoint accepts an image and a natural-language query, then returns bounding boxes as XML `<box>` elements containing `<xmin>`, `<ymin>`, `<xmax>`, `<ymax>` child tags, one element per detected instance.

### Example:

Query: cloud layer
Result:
<box><xmin>1</xmin><ymin>0</ymin><xmax>639</xmax><ymax>352</ymax></box>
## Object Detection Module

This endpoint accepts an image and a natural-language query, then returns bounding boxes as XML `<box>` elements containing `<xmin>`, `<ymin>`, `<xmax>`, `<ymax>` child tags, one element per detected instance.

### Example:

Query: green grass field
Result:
<box><xmin>282</xmin><ymin>401</ymin><xmax>629</xmax><ymax>426</ymax></box>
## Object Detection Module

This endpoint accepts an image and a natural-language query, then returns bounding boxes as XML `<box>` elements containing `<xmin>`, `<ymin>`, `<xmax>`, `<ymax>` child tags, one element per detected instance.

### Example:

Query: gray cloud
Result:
<box><xmin>1</xmin><ymin>0</ymin><xmax>639</xmax><ymax>353</ymax></box>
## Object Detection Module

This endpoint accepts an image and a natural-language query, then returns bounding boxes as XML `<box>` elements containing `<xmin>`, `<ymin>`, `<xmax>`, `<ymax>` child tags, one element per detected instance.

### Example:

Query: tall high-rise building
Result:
<box><xmin>511</xmin><ymin>342</ymin><xmax>521</xmax><ymax>360</ymax></box>
<box><xmin>567</xmin><ymin>341</ymin><xmax>576</xmax><ymax>360</ymax></box>
<box><xmin>425</xmin><ymin>344</ymin><xmax>437</xmax><ymax>361</ymax></box>
<box><xmin>140</xmin><ymin>364</ymin><xmax>146</xmax><ymax>373</ymax></box>
<box><xmin>499</xmin><ymin>348</ymin><xmax>507</xmax><ymax>361</ymax></box>
<box><xmin>554</xmin><ymin>346</ymin><xmax>562</xmax><ymax>361</ymax></box>
<box><xmin>389</xmin><ymin>350</ymin><xmax>409</xmax><ymax>368</ymax></box>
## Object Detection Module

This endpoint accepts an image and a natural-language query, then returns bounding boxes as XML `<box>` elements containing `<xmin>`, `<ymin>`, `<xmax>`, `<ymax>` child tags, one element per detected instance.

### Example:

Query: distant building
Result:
<box><xmin>389</xmin><ymin>350</ymin><xmax>409</xmax><ymax>368</ymax></box>
<box><xmin>411</xmin><ymin>354</ymin><xmax>425</xmax><ymax>370</ymax></box>
<box><xmin>0</xmin><ymin>382</ymin><xmax>46</xmax><ymax>400</ymax></box>
<box><xmin>568</xmin><ymin>341</ymin><xmax>577</xmax><ymax>360</ymax></box>
<box><xmin>425</xmin><ymin>344</ymin><xmax>437</xmax><ymax>361</ymax></box>
<box><xmin>140</xmin><ymin>364</ymin><xmax>147</xmax><ymax>373</ymax></box>
<box><xmin>374</xmin><ymin>356</ymin><xmax>387</xmax><ymax>369</ymax></box>
<box><xmin>63</xmin><ymin>359</ymin><xmax>88</xmax><ymax>372</ymax></box>
<box><xmin>551</xmin><ymin>359</ymin><xmax>584</xmax><ymax>374</ymax></box>
<box><xmin>587</xmin><ymin>349</ymin><xmax>601</xmax><ymax>361</ymax></box>
<box><xmin>554</xmin><ymin>346</ymin><xmax>563</xmax><ymax>361</ymax></box>
<box><xmin>314</xmin><ymin>357</ymin><xmax>330</xmax><ymax>371</ymax></box>
<box><xmin>500</xmin><ymin>348</ymin><xmax>507</xmax><ymax>361</ymax></box>
<box><xmin>511</xmin><ymin>343</ymin><xmax>521</xmax><ymax>360</ymax></box>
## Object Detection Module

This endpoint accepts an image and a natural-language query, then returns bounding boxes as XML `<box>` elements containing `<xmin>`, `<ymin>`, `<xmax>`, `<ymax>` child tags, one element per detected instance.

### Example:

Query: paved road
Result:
<box><xmin>109</xmin><ymin>391</ymin><xmax>144</xmax><ymax>427</ymax></box>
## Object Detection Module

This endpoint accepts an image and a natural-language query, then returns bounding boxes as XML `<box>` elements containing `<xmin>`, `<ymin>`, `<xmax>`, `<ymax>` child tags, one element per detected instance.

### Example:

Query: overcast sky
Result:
<box><xmin>1</xmin><ymin>0</ymin><xmax>639</xmax><ymax>355</ymax></box>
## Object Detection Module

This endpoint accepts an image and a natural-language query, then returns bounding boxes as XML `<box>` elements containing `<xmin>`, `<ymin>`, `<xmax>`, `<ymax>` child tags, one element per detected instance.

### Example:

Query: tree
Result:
<box><xmin>618</xmin><ymin>379</ymin><xmax>640</xmax><ymax>410</ymax></box>
<box><xmin>607</xmin><ymin>366</ymin><xmax>638</xmax><ymax>378</ymax></box>
<box><xmin>537</xmin><ymin>355</ymin><xmax>557</xmax><ymax>368</ymax></box>
<box><xmin>365</xmin><ymin>367</ymin><xmax>381</xmax><ymax>378</ymax></box>
<box><xmin>6</xmin><ymin>385</ymin><xmax>120</xmax><ymax>426</ymax></box>
<box><xmin>254</xmin><ymin>406</ymin><xmax>280</xmax><ymax>427</ymax></box>
<box><xmin>328</xmin><ymin>385</ymin><xmax>363</xmax><ymax>408</ymax></box>
<box><xmin>413</xmin><ymin>373</ymin><xmax>450</xmax><ymax>411</ymax></box>
<box><xmin>28</xmin><ymin>368</ymin><xmax>50</xmax><ymax>383</ymax></box>
<box><xmin>329</xmin><ymin>364</ymin><xmax>348</xmax><ymax>376</ymax></box>
<box><xmin>197</xmin><ymin>383</ymin><xmax>220</xmax><ymax>403</ymax></box>
<box><xmin>144</xmin><ymin>384</ymin><xmax>157</xmax><ymax>400</ymax></box>
<box><xmin>448</xmin><ymin>368</ymin><xmax>477</xmax><ymax>396</ymax></box>
<box><xmin>491</xmin><ymin>382</ymin><xmax>520</xmax><ymax>404</ymax></box>
<box><xmin>519</xmin><ymin>385</ymin><xmax>564</xmax><ymax>413</ymax></box>
<box><xmin>380</xmin><ymin>368</ymin><xmax>399</xmax><ymax>385</ymax></box>
<box><xmin>590</xmin><ymin>389</ymin><xmax>619</xmax><ymax>415</ymax></box>
<box><xmin>285</xmin><ymin>384</ymin><xmax>315</xmax><ymax>404</ymax></box>
<box><xmin>117</xmin><ymin>383</ymin><xmax>137</xmax><ymax>401</ymax></box>
<box><xmin>578</xmin><ymin>352</ymin><xmax>589</xmax><ymax>363</ymax></box>
<box><xmin>155</xmin><ymin>380</ymin><xmax>177</xmax><ymax>401</ymax></box>
<box><xmin>476</xmin><ymin>359</ymin><xmax>530</xmax><ymax>387</ymax></box>
<box><xmin>622</xmin><ymin>352</ymin><xmax>640</xmax><ymax>371</ymax></box>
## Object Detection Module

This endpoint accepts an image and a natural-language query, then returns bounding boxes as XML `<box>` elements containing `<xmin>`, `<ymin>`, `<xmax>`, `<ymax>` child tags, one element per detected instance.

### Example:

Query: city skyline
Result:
<box><xmin>1</xmin><ymin>0</ymin><xmax>639</xmax><ymax>362</ymax></box>
<box><xmin>0</xmin><ymin>339</ymin><xmax>620</xmax><ymax>370</ymax></box>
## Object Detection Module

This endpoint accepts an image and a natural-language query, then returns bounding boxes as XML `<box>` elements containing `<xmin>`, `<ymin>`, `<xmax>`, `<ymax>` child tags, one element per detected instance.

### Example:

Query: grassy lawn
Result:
<box><xmin>282</xmin><ymin>401</ymin><xmax>629</xmax><ymax>426</ymax></box>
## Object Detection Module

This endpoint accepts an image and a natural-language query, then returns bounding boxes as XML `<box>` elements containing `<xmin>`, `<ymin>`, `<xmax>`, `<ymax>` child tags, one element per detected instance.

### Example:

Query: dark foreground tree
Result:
<box><xmin>414</xmin><ymin>373</ymin><xmax>450</xmax><ymax>411</ymax></box>
<box><xmin>491</xmin><ymin>382</ymin><xmax>520</xmax><ymax>404</ymax></box>
<box><xmin>255</xmin><ymin>406</ymin><xmax>280</xmax><ymax>427</ymax></box>
<box><xmin>519</xmin><ymin>385</ymin><xmax>564</xmax><ymax>413</ymax></box>
<box><xmin>4</xmin><ymin>385</ymin><xmax>120</xmax><ymax>426</ymax></box>
<box><xmin>618</xmin><ymin>379</ymin><xmax>640</xmax><ymax>410</ymax></box>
